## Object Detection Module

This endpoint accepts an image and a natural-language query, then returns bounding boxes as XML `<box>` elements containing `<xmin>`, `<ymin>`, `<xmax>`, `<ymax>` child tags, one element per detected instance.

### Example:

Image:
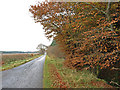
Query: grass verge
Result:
<box><xmin>43</xmin><ymin>55</ymin><xmax>113</xmax><ymax>88</ymax></box>
<box><xmin>43</xmin><ymin>56</ymin><xmax>53</xmax><ymax>88</ymax></box>
<box><xmin>0</xmin><ymin>54</ymin><xmax>42</xmax><ymax>71</ymax></box>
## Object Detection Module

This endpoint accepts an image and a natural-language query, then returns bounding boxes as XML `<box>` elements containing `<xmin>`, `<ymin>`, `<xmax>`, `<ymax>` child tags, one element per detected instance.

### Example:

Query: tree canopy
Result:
<box><xmin>29</xmin><ymin>1</ymin><xmax>120</xmax><ymax>70</ymax></box>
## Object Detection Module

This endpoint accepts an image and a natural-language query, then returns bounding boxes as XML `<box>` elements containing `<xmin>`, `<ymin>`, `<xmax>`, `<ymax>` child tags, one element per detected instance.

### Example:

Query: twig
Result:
<box><xmin>110</xmin><ymin>81</ymin><xmax>120</xmax><ymax>87</ymax></box>
<box><xmin>111</xmin><ymin>67</ymin><xmax>120</xmax><ymax>71</ymax></box>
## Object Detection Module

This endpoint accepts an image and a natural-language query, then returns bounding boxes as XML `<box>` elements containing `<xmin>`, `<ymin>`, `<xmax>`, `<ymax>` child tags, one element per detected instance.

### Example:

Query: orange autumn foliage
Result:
<box><xmin>29</xmin><ymin>1</ymin><xmax>120</xmax><ymax>71</ymax></box>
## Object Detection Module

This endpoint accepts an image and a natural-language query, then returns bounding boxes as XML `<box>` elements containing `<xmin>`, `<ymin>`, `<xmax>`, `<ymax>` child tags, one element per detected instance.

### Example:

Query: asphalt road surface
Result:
<box><xmin>1</xmin><ymin>54</ymin><xmax>46</xmax><ymax>88</ymax></box>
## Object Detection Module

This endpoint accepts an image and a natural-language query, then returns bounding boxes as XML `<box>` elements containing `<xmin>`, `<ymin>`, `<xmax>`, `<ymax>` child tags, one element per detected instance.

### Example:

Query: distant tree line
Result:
<box><xmin>0</xmin><ymin>51</ymin><xmax>38</xmax><ymax>54</ymax></box>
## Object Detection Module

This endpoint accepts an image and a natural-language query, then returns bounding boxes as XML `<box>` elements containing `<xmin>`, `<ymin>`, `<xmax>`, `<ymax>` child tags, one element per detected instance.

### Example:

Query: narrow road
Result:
<box><xmin>1</xmin><ymin>54</ymin><xmax>46</xmax><ymax>88</ymax></box>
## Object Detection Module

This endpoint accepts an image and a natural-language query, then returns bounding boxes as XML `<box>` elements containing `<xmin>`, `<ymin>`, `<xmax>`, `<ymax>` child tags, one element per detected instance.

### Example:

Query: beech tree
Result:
<box><xmin>29</xmin><ymin>1</ymin><xmax>120</xmax><ymax>71</ymax></box>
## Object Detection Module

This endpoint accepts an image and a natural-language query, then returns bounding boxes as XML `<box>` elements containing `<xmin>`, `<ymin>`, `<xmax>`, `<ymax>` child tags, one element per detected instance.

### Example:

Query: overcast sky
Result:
<box><xmin>0</xmin><ymin>0</ymin><xmax>53</xmax><ymax>51</ymax></box>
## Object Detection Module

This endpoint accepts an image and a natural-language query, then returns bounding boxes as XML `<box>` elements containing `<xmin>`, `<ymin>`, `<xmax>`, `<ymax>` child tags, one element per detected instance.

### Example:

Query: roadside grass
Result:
<box><xmin>43</xmin><ymin>55</ymin><xmax>113</xmax><ymax>88</ymax></box>
<box><xmin>0</xmin><ymin>54</ymin><xmax>42</xmax><ymax>71</ymax></box>
<box><xmin>43</xmin><ymin>56</ymin><xmax>53</xmax><ymax>88</ymax></box>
